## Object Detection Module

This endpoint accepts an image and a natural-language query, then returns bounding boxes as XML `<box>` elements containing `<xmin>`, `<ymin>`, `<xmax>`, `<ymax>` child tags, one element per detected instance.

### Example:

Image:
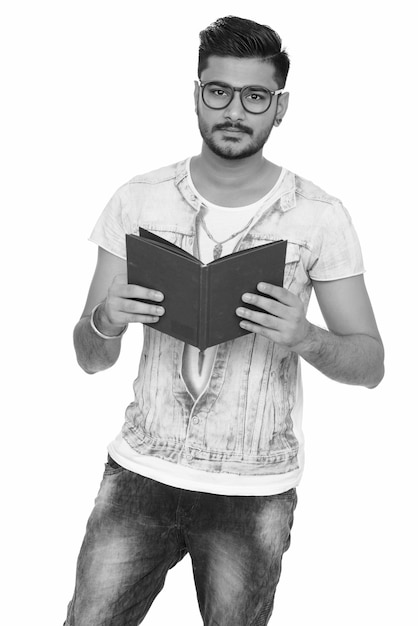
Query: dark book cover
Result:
<box><xmin>126</xmin><ymin>228</ymin><xmax>287</xmax><ymax>350</ymax></box>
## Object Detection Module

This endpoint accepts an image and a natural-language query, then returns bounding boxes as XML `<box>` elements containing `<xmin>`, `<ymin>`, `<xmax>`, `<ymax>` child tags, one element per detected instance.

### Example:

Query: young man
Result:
<box><xmin>65</xmin><ymin>15</ymin><xmax>384</xmax><ymax>626</ymax></box>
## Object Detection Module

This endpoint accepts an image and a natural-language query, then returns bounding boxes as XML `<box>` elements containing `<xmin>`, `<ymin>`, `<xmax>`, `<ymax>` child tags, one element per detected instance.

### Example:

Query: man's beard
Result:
<box><xmin>198</xmin><ymin>117</ymin><xmax>275</xmax><ymax>160</ymax></box>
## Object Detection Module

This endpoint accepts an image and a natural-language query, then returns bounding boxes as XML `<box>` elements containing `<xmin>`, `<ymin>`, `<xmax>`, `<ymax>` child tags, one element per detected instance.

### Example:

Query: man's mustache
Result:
<box><xmin>212</xmin><ymin>122</ymin><xmax>253</xmax><ymax>135</ymax></box>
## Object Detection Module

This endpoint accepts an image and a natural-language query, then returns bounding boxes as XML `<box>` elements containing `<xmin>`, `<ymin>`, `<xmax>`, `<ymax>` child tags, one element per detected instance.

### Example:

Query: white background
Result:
<box><xmin>1</xmin><ymin>1</ymin><xmax>417</xmax><ymax>624</ymax></box>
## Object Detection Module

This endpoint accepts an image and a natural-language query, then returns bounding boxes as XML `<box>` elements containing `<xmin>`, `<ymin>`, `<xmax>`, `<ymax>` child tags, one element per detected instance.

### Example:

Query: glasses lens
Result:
<box><xmin>241</xmin><ymin>87</ymin><xmax>272</xmax><ymax>113</ymax></box>
<box><xmin>202</xmin><ymin>83</ymin><xmax>233</xmax><ymax>109</ymax></box>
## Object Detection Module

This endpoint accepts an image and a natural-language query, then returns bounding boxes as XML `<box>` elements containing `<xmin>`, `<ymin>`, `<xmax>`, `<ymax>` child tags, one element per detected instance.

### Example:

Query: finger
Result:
<box><xmin>241</xmin><ymin>292</ymin><xmax>290</xmax><ymax>319</ymax></box>
<box><xmin>116</xmin><ymin>297</ymin><xmax>165</xmax><ymax>317</ymax></box>
<box><xmin>257</xmin><ymin>282</ymin><xmax>296</xmax><ymax>305</ymax></box>
<box><xmin>107</xmin><ymin>310</ymin><xmax>163</xmax><ymax>326</ymax></box>
<box><xmin>236</xmin><ymin>306</ymin><xmax>284</xmax><ymax>330</ymax></box>
<box><xmin>125</xmin><ymin>314</ymin><xmax>162</xmax><ymax>324</ymax></box>
<box><xmin>112</xmin><ymin>282</ymin><xmax>165</xmax><ymax>302</ymax></box>
<box><xmin>104</xmin><ymin>297</ymin><xmax>165</xmax><ymax>327</ymax></box>
<box><xmin>238</xmin><ymin>318</ymin><xmax>277</xmax><ymax>341</ymax></box>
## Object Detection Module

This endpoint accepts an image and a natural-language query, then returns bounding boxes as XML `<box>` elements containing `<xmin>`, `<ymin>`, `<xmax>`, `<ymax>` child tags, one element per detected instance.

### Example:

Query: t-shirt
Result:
<box><xmin>89</xmin><ymin>159</ymin><xmax>365</xmax><ymax>495</ymax></box>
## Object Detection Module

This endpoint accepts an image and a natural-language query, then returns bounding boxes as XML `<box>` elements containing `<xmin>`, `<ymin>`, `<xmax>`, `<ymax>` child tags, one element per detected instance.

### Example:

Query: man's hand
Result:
<box><xmin>236</xmin><ymin>282</ymin><xmax>310</xmax><ymax>352</ymax></box>
<box><xmin>96</xmin><ymin>274</ymin><xmax>165</xmax><ymax>336</ymax></box>
<box><xmin>74</xmin><ymin>247</ymin><xmax>166</xmax><ymax>373</ymax></box>
<box><xmin>236</xmin><ymin>275</ymin><xmax>384</xmax><ymax>388</ymax></box>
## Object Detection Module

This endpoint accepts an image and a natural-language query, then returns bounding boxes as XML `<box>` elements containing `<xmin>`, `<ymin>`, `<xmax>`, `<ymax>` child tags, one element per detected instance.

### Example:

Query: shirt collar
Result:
<box><xmin>175</xmin><ymin>158</ymin><xmax>296</xmax><ymax>214</ymax></box>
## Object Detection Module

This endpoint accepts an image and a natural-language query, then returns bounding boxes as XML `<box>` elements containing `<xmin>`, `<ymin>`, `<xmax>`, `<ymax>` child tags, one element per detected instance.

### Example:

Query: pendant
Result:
<box><xmin>213</xmin><ymin>243</ymin><xmax>222</xmax><ymax>260</ymax></box>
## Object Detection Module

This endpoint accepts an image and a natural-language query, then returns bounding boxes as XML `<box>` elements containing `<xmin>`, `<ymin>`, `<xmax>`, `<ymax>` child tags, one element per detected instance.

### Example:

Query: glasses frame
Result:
<box><xmin>199</xmin><ymin>80</ymin><xmax>284</xmax><ymax>115</ymax></box>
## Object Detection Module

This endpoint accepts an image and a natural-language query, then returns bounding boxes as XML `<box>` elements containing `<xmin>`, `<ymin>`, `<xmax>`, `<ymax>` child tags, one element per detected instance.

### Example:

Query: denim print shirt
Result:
<box><xmin>90</xmin><ymin>159</ymin><xmax>364</xmax><ymax>478</ymax></box>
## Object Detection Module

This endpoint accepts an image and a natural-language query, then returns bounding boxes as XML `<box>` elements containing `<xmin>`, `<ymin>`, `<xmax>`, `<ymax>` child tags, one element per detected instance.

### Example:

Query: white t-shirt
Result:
<box><xmin>182</xmin><ymin>163</ymin><xmax>287</xmax><ymax>399</ymax></box>
<box><xmin>108</xmin><ymin>163</ymin><xmax>306</xmax><ymax>495</ymax></box>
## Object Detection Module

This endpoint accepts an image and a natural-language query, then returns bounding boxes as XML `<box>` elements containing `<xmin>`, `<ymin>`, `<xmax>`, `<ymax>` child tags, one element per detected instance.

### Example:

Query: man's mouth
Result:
<box><xmin>213</xmin><ymin>124</ymin><xmax>253</xmax><ymax>135</ymax></box>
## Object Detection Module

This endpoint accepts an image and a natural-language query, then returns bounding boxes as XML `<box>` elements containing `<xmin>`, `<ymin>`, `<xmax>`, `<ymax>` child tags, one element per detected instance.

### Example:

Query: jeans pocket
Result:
<box><xmin>103</xmin><ymin>454</ymin><xmax>125</xmax><ymax>476</ymax></box>
<box><xmin>275</xmin><ymin>487</ymin><xmax>297</xmax><ymax>502</ymax></box>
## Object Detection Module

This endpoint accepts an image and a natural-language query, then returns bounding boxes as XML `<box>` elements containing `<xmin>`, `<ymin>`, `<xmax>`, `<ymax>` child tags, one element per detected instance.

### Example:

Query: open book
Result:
<box><xmin>126</xmin><ymin>228</ymin><xmax>287</xmax><ymax>350</ymax></box>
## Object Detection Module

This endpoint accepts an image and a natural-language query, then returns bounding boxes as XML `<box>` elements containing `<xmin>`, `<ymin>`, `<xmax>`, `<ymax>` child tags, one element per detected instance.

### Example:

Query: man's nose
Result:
<box><xmin>223</xmin><ymin>91</ymin><xmax>246</xmax><ymax>121</ymax></box>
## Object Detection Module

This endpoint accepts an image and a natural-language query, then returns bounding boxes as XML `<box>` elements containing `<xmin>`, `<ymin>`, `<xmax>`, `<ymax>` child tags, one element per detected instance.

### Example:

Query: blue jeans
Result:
<box><xmin>65</xmin><ymin>455</ymin><xmax>297</xmax><ymax>626</ymax></box>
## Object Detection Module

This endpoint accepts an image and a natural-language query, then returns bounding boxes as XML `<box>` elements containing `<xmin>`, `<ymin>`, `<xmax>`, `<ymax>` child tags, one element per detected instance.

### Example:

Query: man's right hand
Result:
<box><xmin>95</xmin><ymin>274</ymin><xmax>165</xmax><ymax>337</ymax></box>
<box><xmin>74</xmin><ymin>247</ymin><xmax>165</xmax><ymax>372</ymax></box>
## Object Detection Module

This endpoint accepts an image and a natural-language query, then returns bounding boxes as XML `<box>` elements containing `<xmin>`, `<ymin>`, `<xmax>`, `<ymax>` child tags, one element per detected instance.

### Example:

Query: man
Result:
<box><xmin>65</xmin><ymin>15</ymin><xmax>384</xmax><ymax>626</ymax></box>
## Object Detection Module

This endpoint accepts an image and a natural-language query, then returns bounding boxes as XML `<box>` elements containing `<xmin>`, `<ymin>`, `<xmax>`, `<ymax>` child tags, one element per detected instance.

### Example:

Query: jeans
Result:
<box><xmin>64</xmin><ymin>455</ymin><xmax>297</xmax><ymax>626</ymax></box>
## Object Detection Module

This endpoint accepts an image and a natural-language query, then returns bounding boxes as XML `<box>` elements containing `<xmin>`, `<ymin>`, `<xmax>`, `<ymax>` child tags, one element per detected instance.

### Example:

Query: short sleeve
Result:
<box><xmin>88</xmin><ymin>184</ymin><xmax>131</xmax><ymax>259</ymax></box>
<box><xmin>309</xmin><ymin>201</ymin><xmax>365</xmax><ymax>281</ymax></box>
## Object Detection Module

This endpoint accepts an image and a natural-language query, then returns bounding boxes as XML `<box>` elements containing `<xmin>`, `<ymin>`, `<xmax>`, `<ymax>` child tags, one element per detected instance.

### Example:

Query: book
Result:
<box><xmin>126</xmin><ymin>227</ymin><xmax>287</xmax><ymax>351</ymax></box>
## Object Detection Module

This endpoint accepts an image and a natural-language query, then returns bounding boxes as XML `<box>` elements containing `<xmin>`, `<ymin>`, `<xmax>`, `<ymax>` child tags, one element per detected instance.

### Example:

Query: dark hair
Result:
<box><xmin>198</xmin><ymin>16</ymin><xmax>290</xmax><ymax>88</ymax></box>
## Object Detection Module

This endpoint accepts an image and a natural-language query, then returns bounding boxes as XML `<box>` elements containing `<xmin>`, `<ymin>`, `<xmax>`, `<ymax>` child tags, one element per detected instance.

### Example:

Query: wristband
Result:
<box><xmin>90</xmin><ymin>303</ymin><xmax>128</xmax><ymax>339</ymax></box>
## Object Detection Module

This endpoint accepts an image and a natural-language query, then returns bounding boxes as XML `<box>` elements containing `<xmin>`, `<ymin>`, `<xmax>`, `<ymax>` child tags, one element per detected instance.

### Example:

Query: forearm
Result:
<box><xmin>73</xmin><ymin>306</ymin><xmax>124</xmax><ymax>374</ymax></box>
<box><xmin>295</xmin><ymin>323</ymin><xmax>385</xmax><ymax>388</ymax></box>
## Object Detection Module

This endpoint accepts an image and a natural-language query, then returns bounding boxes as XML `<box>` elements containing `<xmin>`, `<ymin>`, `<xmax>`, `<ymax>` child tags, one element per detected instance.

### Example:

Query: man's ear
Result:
<box><xmin>274</xmin><ymin>91</ymin><xmax>289</xmax><ymax>127</ymax></box>
<box><xmin>194</xmin><ymin>81</ymin><xmax>200</xmax><ymax>114</ymax></box>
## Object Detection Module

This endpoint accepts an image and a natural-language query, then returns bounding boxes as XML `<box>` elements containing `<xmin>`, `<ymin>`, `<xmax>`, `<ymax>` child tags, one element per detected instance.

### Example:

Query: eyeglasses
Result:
<box><xmin>199</xmin><ymin>81</ymin><xmax>284</xmax><ymax>115</ymax></box>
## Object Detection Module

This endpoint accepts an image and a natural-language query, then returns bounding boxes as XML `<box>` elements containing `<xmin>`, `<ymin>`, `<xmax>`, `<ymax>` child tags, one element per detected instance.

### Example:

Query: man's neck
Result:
<box><xmin>190</xmin><ymin>145</ymin><xmax>281</xmax><ymax>207</ymax></box>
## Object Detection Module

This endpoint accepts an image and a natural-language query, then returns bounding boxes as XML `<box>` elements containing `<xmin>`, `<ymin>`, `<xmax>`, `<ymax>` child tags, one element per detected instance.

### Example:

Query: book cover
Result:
<box><xmin>126</xmin><ymin>228</ymin><xmax>287</xmax><ymax>350</ymax></box>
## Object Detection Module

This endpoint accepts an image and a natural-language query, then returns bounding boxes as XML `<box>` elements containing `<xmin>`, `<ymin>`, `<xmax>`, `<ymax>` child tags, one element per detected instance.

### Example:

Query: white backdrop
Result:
<box><xmin>2</xmin><ymin>1</ymin><xmax>416</xmax><ymax>624</ymax></box>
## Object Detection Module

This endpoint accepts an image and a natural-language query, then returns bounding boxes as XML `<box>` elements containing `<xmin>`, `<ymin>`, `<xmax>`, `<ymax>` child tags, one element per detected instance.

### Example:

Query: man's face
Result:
<box><xmin>195</xmin><ymin>56</ymin><xmax>287</xmax><ymax>160</ymax></box>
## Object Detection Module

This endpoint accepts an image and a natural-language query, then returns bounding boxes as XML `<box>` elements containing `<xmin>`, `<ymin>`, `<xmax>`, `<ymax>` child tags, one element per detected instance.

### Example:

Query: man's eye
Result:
<box><xmin>211</xmin><ymin>89</ymin><xmax>228</xmax><ymax>97</ymax></box>
<box><xmin>246</xmin><ymin>91</ymin><xmax>268</xmax><ymax>102</ymax></box>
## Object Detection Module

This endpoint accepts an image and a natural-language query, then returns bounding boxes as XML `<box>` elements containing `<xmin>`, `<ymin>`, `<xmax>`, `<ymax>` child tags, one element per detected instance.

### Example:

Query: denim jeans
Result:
<box><xmin>64</xmin><ymin>456</ymin><xmax>297</xmax><ymax>626</ymax></box>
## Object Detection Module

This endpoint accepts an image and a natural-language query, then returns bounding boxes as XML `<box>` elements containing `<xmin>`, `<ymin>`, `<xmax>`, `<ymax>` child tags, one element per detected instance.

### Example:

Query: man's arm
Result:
<box><xmin>74</xmin><ymin>247</ymin><xmax>165</xmax><ymax>374</ymax></box>
<box><xmin>236</xmin><ymin>274</ymin><xmax>384</xmax><ymax>389</ymax></box>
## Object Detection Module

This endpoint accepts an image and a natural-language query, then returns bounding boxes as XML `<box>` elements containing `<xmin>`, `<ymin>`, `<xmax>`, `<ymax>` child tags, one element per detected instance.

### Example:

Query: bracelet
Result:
<box><xmin>90</xmin><ymin>303</ymin><xmax>128</xmax><ymax>339</ymax></box>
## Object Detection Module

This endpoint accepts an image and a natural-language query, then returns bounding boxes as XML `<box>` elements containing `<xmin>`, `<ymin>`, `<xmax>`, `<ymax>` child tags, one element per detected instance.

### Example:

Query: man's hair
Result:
<box><xmin>198</xmin><ymin>16</ymin><xmax>290</xmax><ymax>88</ymax></box>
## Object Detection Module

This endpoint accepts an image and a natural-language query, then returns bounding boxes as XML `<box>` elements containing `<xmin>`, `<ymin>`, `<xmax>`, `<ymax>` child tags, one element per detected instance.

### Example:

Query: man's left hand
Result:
<box><xmin>236</xmin><ymin>282</ymin><xmax>310</xmax><ymax>352</ymax></box>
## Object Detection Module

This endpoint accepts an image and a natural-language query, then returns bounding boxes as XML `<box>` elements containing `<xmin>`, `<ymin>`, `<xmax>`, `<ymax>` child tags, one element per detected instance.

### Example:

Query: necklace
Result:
<box><xmin>198</xmin><ymin>212</ymin><xmax>255</xmax><ymax>260</ymax></box>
